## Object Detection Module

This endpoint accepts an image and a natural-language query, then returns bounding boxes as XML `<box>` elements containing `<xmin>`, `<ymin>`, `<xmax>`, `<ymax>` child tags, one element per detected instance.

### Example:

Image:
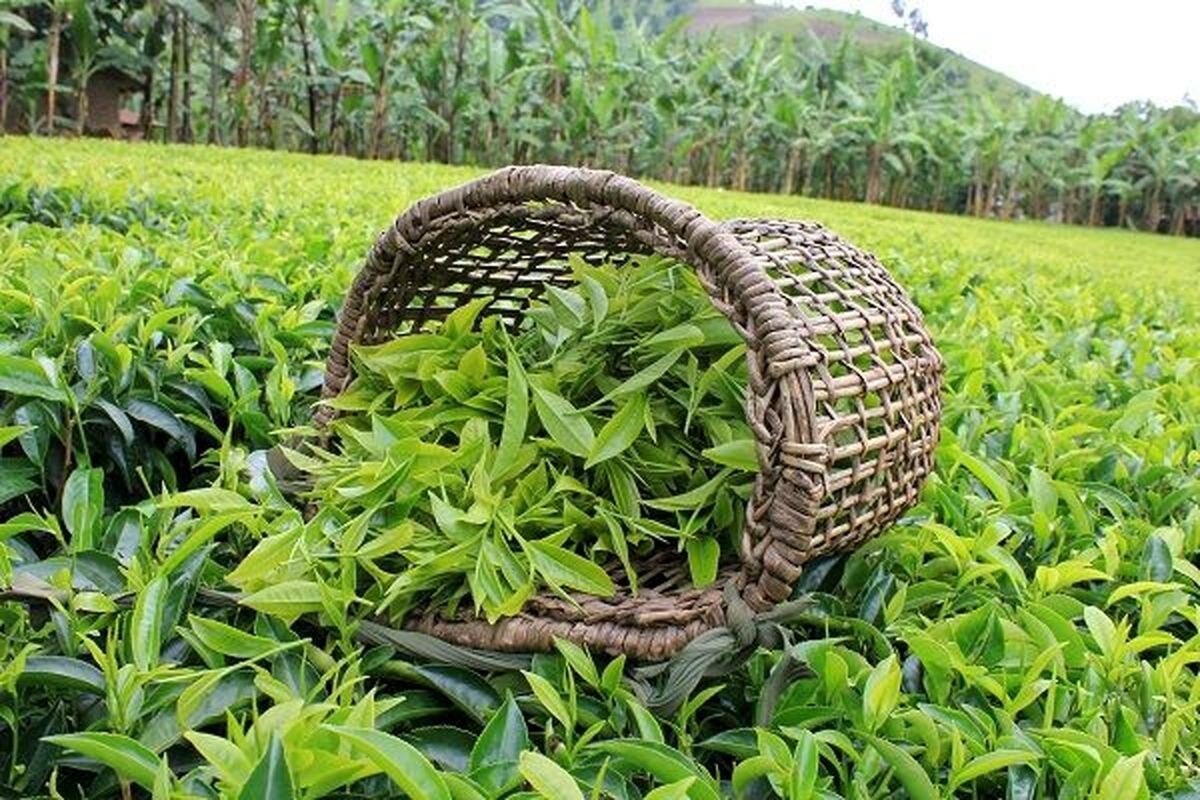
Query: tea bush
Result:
<box><xmin>1</xmin><ymin>138</ymin><xmax>1198</xmax><ymax>800</ymax></box>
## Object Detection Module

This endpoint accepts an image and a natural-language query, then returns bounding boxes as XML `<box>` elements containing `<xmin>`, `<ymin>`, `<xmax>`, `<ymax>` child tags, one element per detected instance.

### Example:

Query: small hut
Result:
<box><xmin>82</xmin><ymin>66</ymin><xmax>144</xmax><ymax>139</ymax></box>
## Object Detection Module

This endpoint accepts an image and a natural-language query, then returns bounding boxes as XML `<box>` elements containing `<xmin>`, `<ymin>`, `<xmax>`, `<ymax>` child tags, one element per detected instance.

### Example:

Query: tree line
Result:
<box><xmin>1</xmin><ymin>0</ymin><xmax>1197</xmax><ymax>236</ymax></box>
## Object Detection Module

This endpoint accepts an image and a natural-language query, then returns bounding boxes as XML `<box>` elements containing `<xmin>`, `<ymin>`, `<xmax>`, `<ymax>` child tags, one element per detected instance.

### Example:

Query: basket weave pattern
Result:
<box><xmin>318</xmin><ymin>166</ymin><xmax>943</xmax><ymax>660</ymax></box>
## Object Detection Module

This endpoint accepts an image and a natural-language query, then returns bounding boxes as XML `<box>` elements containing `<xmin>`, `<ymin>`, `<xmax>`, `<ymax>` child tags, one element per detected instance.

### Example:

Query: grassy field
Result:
<box><xmin>1</xmin><ymin>137</ymin><xmax>1199</xmax><ymax>799</ymax></box>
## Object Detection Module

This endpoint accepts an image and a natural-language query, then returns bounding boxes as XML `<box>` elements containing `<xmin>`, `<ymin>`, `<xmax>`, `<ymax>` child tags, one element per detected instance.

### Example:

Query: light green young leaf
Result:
<box><xmin>131</xmin><ymin>575</ymin><xmax>169</xmax><ymax>672</ymax></box>
<box><xmin>586</xmin><ymin>392</ymin><xmax>647</xmax><ymax>468</ymax></box>
<box><xmin>518</xmin><ymin>751</ymin><xmax>584</xmax><ymax>800</ymax></box>
<box><xmin>44</xmin><ymin>733</ymin><xmax>161</xmax><ymax>791</ymax></box>
<box><xmin>325</xmin><ymin>725</ymin><xmax>450</xmax><ymax>800</ymax></box>
<box><xmin>524</xmin><ymin>539</ymin><xmax>614</xmax><ymax>596</ymax></box>
<box><xmin>531</xmin><ymin>384</ymin><xmax>594</xmax><ymax>458</ymax></box>
<box><xmin>493</xmin><ymin>349</ymin><xmax>528</xmax><ymax>477</ymax></box>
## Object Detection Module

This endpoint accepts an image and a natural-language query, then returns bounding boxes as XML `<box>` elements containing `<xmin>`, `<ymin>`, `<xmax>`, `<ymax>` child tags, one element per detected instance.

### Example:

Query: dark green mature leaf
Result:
<box><xmin>469</xmin><ymin>694</ymin><xmax>529</xmax><ymax>795</ymax></box>
<box><xmin>20</xmin><ymin>656</ymin><xmax>106</xmax><ymax>695</ymax></box>
<box><xmin>125</xmin><ymin>398</ymin><xmax>197</xmax><ymax>460</ymax></box>
<box><xmin>589</xmin><ymin>740</ymin><xmax>720</xmax><ymax>800</ymax></box>
<box><xmin>403</xmin><ymin>664</ymin><xmax>501</xmax><ymax>724</ymax></box>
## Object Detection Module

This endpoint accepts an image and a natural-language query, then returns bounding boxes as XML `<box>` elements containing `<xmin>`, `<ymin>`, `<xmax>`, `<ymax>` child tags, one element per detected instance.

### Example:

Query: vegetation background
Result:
<box><xmin>0</xmin><ymin>0</ymin><xmax>1197</xmax><ymax>235</ymax></box>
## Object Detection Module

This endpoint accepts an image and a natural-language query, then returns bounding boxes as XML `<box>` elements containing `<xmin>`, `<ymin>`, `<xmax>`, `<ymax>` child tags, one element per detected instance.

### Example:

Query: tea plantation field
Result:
<box><xmin>1</xmin><ymin>137</ymin><xmax>1198</xmax><ymax>799</ymax></box>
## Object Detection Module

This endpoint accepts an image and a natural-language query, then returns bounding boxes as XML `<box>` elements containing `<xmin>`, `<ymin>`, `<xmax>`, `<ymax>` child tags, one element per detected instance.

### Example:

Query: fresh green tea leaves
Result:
<box><xmin>524</xmin><ymin>539</ymin><xmax>614</xmax><ymax>597</ymax></box>
<box><xmin>586</xmin><ymin>393</ymin><xmax>647</xmax><ymax>467</ymax></box>
<box><xmin>530</xmin><ymin>384</ymin><xmax>594</xmax><ymax>458</ymax></box>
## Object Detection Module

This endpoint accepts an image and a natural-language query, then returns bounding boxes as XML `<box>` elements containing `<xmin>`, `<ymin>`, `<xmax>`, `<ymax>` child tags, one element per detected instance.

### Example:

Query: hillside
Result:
<box><xmin>682</xmin><ymin>3</ymin><xmax>1038</xmax><ymax>101</ymax></box>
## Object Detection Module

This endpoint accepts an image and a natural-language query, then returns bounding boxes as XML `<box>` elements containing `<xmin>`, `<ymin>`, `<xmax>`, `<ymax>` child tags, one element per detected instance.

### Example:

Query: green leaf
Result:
<box><xmin>62</xmin><ymin>467</ymin><xmax>104</xmax><ymax>553</ymax></box>
<box><xmin>238</xmin><ymin>734</ymin><xmax>293</xmax><ymax>800</ymax></box>
<box><xmin>1028</xmin><ymin>467</ymin><xmax>1057</xmax><ymax>518</ymax></box>
<box><xmin>950</xmin><ymin>445</ymin><xmax>1012</xmax><ymax>505</ymax></box>
<box><xmin>0</xmin><ymin>354</ymin><xmax>66</xmax><ymax>402</ymax></box>
<box><xmin>531</xmin><ymin>384</ymin><xmax>594</xmax><ymax>458</ymax></box>
<box><xmin>325</xmin><ymin>725</ymin><xmax>450</xmax><ymax>800</ymax></box>
<box><xmin>521</xmin><ymin>671</ymin><xmax>572</xmax><ymax>732</ymax></box>
<box><xmin>553</xmin><ymin>639</ymin><xmax>600</xmax><ymax>687</ymax></box>
<box><xmin>517</xmin><ymin>751</ymin><xmax>584</xmax><ymax>800</ymax></box>
<box><xmin>586</xmin><ymin>392</ymin><xmax>646</xmax><ymax>468</ymax></box>
<box><xmin>580</xmin><ymin>275</ymin><xmax>608</xmax><ymax>331</ymax></box>
<box><xmin>19</xmin><ymin>656</ymin><xmax>106</xmax><ymax>695</ymax></box>
<box><xmin>644</xmin><ymin>324</ymin><xmax>704</xmax><ymax>351</ymax></box>
<box><xmin>159</xmin><ymin>487</ymin><xmax>251</xmax><ymax>512</ymax></box>
<box><xmin>686</xmin><ymin>537</ymin><xmax>719</xmax><ymax>588</ymax></box>
<box><xmin>468</xmin><ymin>693</ymin><xmax>528</xmax><ymax>795</ymax></box>
<box><xmin>240</xmin><ymin>580</ymin><xmax>325</xmax><ymax>619</ymax></box>
<box><xmin>125</xmin><ymin>398</ymin><xmax>197</xmax><ymax>461</ymax></box>
<box><xmin>702</xmin><ymin>439</ymin><xmax>758</xmax><ymax>471</ymax></box>
<box><xmin>524</xmin><ymin>539</ymin><xmax>614</xmax><ymax>596</ymax></box>
<box><xmin>790</xmin><ymin>730</ymin><xmax>819</xmax><ymax>800</ymax></box>
<box><xmin>644</xmin><ymin>470</ymin><xmax>729</xmax><ymax>512</ymax></box>
<box><xmin>864</xmin><ymin>735</ymin><xmax>939</xmax><ymax>800</ymax></box>
<box><xmin>862</xmin><ymin>654</ymin><xmax>901</xmax><ymax>732</ymax></box>
<box><xmin>188</xmin><ymin>615</ymin><xmax>279</xmax><ymax>659</ymax></box>
<box><xmin>949</xmin><ymin>749</ymin><xmax>1039</xmax><ymax>790</ymax></box>
<box><xmin>131</xmin><ymin>575</ymin><xmax>169</xmax><ymax>672</ymax></box>
<box><xmin>605</xmin><ymin>349</ymin><xmax>683</xmax><ymax>401</ymax></box>
<box><xmin>494</xmin><ymin>350</ymin><xmax>528</xmax><ymax>477</ymax></box>
<box><xmin>588</xmin><ymin>740</ymin><xmax>720</xmax><ymax>800</ymax></box>
<box><xmin>44</xmin><ymin>733</ymin><xmax>161</xmax><ymax>791</ymax></box>
<box><xmin>645</xmin><ymin>778</ymin><xmax>697</xmax><ymax>800</ymax></box>
<box><xmin>1098</xmin><ymin>751</ymin><xmax>1147</xmax><ymax>800</ymax></box>
<box><xmin>404</xmin><ymin>664</ymin><xmax>501</xmax><ymax>724</ymax></box>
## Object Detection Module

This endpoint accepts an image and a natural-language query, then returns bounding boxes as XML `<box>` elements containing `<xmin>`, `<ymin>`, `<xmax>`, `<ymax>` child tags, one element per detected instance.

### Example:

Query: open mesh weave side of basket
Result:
<box><xmin>312</xmin><ymin>166</ymin><xmax>941</xmax><ymax>660</ymax></box>
<box><xmin>729</xmin><ymin>220</ymin><xmax>943</xmax><ymax>614</ymax></box>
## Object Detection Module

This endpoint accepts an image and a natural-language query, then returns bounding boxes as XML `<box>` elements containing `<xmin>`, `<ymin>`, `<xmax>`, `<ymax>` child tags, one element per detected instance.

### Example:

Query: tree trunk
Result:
<box><xmin>1144</xmin><ymin>184</ymin><xmax>1162</xmax><ymax>232</ymax></box>
<box><xmin>141</xmin><ymin>69</ymin><xmax>153</xmax><ymax>139</ymax></box>
<box><xmin>207</xmin><ymin>24</ymin><xmax>219</xmax><ymax>144</ymax></box>
<box><xmin>75</xmin><ymin>72</ymin><xmax>88</xmax><ymax>135</ymax></box>
<box><xmin>46</xmin><ymin>6</ymin><xmax>63</xmax><ymax>133</ymax></box>
<box><xmin>167</xmin><ymin>10</ymin><xmax>181</xmax><ymax>141</ymax></box>
<box><xmin>1087</xmin><ymin>186</ymin><xmax>1100</xmax><ymax>227</ymax></box>
<box><xmin>328</xmin><ymin>80</ymin><xmax>343</xmax><ymax>154</ymax></box>
<box><xmin>296</xmin><ymin>5</ymin><xmax>319</xmax><ymax>154</ymax></box>
<box><xmin>234</xmin><ymin>0</ymin><xmax>256</xmax><ymax>148</ymax></box>
<box><xmin>783</xmin><ymin>145</ymin><xmax>799</xmax><ymax>194</ymax></box>
<box><xmin>445</xmin><ymin>20</ymin><xmax>469</xmax><ymax>163</ymax></box>
<box><xmin>368</xmin><ymin>37</ymin><xmax>393</xmax><ymax>160</ymax></box>
<box><xmin>0</xmin><ymin>48</ymin><xmax>8</xmax><ymax>134</ymax></box>
<box><xmin>1169</xmin><ymin>207</ymin><xmax>1185</xmax><ymax>236</ymax></box>
<box><xmin>181</xmin><ymin>16</ymin><xmax>192</xmax><ymax>142</ymax></box>
<box><xmin>865</xmin><ymin>143</ymin><xmax>883</xmax><ymax>204</ymax></box>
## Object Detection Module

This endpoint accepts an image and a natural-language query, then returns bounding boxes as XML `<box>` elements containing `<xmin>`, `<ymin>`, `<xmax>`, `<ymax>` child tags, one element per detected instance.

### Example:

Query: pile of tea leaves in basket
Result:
<box><xmin>264</xmin><ymin>255</ymin><xmax>757</xmax><ymax>624</ymax></box>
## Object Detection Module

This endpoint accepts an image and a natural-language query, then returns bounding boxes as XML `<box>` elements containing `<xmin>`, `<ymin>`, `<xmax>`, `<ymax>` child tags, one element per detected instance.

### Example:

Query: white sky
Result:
<box><xmin>784</xmin><ymin>0</ymin><xmax>1200</xmax><ymax>113</ymax></box>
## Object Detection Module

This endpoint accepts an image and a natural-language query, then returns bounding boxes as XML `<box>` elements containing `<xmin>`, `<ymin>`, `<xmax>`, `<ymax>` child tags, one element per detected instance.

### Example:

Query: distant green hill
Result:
<box><xmin>681</xmin><ymin>2</ymin><xmax>1038</xmax><ymax>102</ymax></box>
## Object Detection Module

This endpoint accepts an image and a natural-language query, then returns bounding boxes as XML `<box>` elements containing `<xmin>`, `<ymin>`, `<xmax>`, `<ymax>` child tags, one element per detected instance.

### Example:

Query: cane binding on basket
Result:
<box><xmin>304</xmin><ymin>165</ymin><xmax>943</xmax><ymax>660</ymax></box>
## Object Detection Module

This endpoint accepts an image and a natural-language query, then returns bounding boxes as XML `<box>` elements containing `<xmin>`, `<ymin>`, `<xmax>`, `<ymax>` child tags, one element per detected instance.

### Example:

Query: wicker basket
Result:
<box><xmin>309</xmin><ymin>165</ymin><xmax>943</xmax><ymax>661</ymax></box>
